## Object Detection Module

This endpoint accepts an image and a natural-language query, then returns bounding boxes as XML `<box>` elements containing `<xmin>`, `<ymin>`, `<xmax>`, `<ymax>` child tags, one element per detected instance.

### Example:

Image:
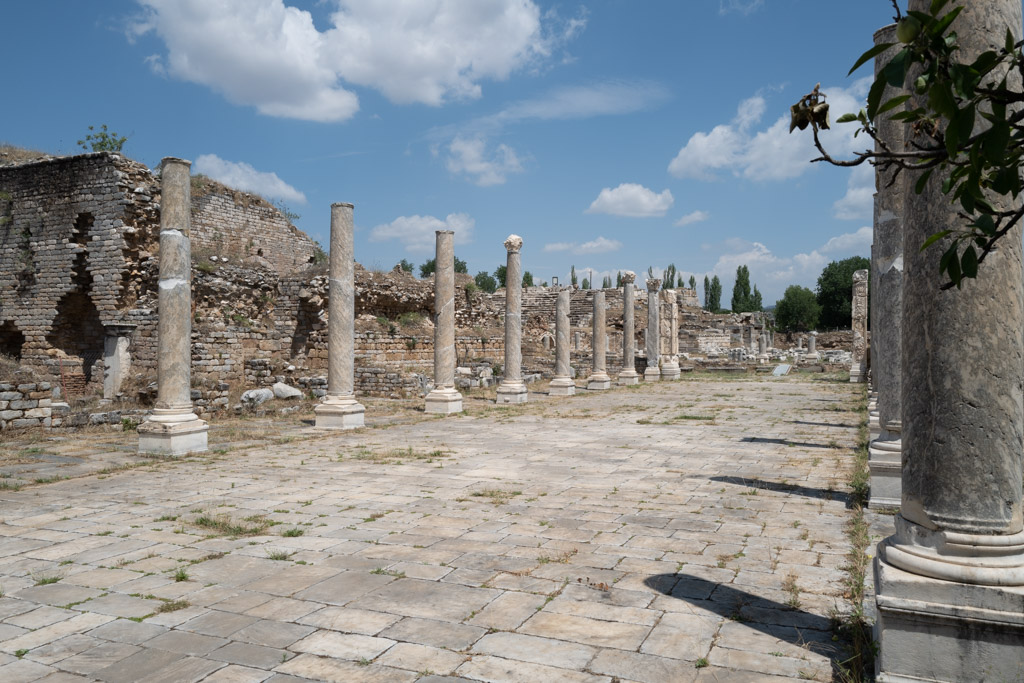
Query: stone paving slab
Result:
<box><xmin>0</xmin><ymin>374</ymin><xmax>863</xmax><ymax>681</ymax></box>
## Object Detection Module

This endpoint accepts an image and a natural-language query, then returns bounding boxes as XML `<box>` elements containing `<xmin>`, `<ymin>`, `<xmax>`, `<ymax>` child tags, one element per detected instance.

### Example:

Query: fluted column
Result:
<box><xmin>644</xmin><ymin>278</ymin><xmax>661</xmax><ymax>380</ymax></box>
<box><xmin>874</xmin><ymin>3</ymin><xmax>1024</xmax><ymax>680</ymax></box>
<box><xmin>587</xmin><ymin>291</ymin><xmax>611</xmax><ymax>390</ymax></box>
<box><xmin>868</xmin><ymin>25</ymin><xmax>905</xmax><ymax>508</ymax></box>
<box><xmin>424</xmin><ymin>230</ymin><xmax>463</xmax><ymax>414</ymax></box>
<box><xmin>618</xmin><ymin>272</ymin><xmax>639</xmax><ymax>384</ymax></box>
<box><xmin>549</xmin><ymin>287</ymin><xmax>575</xmax><ymax>396</ymax></box>
<box><xmin>315</xmin><ymin>203</ymin><xmax>365</xmax><ymax>429</ymax></box>
<box><xmin>496</xmin><ymin>235</ymin><xmax>528</xmax><ymax>403</ymax></box>
<box><xmin>138</xmin><ymin>158</ymin><xmax>208</xmax><ymax>455</ymax></box>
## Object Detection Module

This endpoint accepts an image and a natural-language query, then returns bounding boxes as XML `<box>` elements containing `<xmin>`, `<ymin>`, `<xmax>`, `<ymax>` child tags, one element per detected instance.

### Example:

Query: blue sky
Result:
<box><xmin>2</xmin><ymin>0</ymin><xmax>893</xmax><ymax>304</ymax></box>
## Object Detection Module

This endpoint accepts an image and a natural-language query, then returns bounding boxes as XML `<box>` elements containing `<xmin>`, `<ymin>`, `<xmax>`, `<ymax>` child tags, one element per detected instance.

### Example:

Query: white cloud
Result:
<box><xmin>576</xmin><ymin>237</ymin><xmax>623</xmax><ymax>254</ymax></box>
<box><xmin>668</xmin><ymin>79</ymin><xmax>871</xmax><ymax>182</ymax></box>
<box><xmin>833</xmin><ymin>164</ymin><xmax>874</xmax><ymax>220</ymax></box>
<box><xmin>133</xmin><ymin>0</ymin><xmax>584</xmax><ymax>122</ymax></box>
<box><xmin>585</xmin><ymin>183</ymin><xmax>674</xmax><ymax>217</ymax></box>
<box><xmin>719</xmin><ymin>0</ymin><xmax>764</xmax><ymax>15</ymax></box>
<box><xmin>445</xmin><ymin>136</ymin><xmax>523</xmax><ymax>186</ymax></box>
<box><xmin>709</xmin><ymin>227</ymin><xmax>873</xmax><ymax>303</ymax></box>
<box><xmin>193</xmin><ymin>154</ymin><xmax>307</xmax><ymax>204</ymax></box>
<box><xmin>675</xmin><ymin>210</ymin><xmax>710</xmax><ymax>227</ymax></box>
<box><xmin>542</xmin><ymin>237</ymin><xmax>622</xmax><ymax>255</ymax></box>
<box><xmin>368</xmin><ymin>212</ymin><xmax>475</xmax><ymax>252</ymax></box>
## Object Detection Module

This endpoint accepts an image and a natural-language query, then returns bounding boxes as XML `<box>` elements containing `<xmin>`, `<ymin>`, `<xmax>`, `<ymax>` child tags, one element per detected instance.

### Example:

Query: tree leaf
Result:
<box><xmin>914</xmin><ymin>168</ymin><xmax>934</xmax><ymax>194</ymax></box>
<box><xmin>849</xmin><ymin>43</ymin><xmax>895</xmax><ymax>76</ymax></box>
<box><xmin>877</xmin><ymin>94</ymin><xmax>912</xmax><ymax>116</ymax></box>
<box><xmin>961</xmin><ymin>245</ymin><xmax>978</xmax><ymax>279</ymax></box>
<box><xmin>867</xmin><ymin>77</ymin><xmax>889</xmax><ymax>120</ymax></box>
<box><xmin>883</xmin><ymin>49</ymin><xmax>911</xmax><ymax>87</ymax></box>
<box><xmin>835</xmin><ymin>113</ymin><xmax>859</xmax><ymax>123</ymax></box>
<box><xmin>932</xmin><ymin>6</ymin><xmax>963</xmax><ymax>38</ymax></box>
<box><xmin>973</xmin><ymin>214</ymin><xmax>995</xmax><ymax>236</ymax></box>
<box><xmin>920</xmin><ymin>230</ymin><xmax>952</xmax><ymax>251</ymax></box>
<box><xmin>930</xmin><ymin>0</ymin><xmax>950</xmax><ymax>15</ymax></box>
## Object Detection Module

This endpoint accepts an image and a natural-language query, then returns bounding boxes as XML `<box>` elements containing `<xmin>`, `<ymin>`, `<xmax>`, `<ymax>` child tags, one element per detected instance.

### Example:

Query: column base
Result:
<box><xmin>138</xmin><ymin>414</ymin><xmax>208</xmax><ymax>456</ymax></box>
<box><xmin>660</xmin><ymin>362</ymin><xmax>680</xmax><ymax>380</ymax></box>
<box><xmin>315</xmin><ymin>396</ymin><xmax>365</xmax><ymax>429</ymax></box>
<box><xmin>618</xmin><ymin>371</ymin><xmax>639</xmax><ymax>385</ymax></box>
<box><xmin>874</xmin><ymin>549</ymin><xmax>1024</xmax><ymax>682</ymax></box>
<box><xmin>496</xmin><ymin>382</ymin><xmax>529</xmax><ymax>404</ymax></box>
<box><xmin>644</xmin><ymin>367</ymin><xmax>661</xmax><ymax>381</ymax></box>
<box><xmin>586</xmin><ymin>374</ymin><xmax>611</xmax><ymax>390</ymax></box>
<box><xmin>549</xmin><ymin>377</ymin><xmax>576</xmax><ymax>396</ymax></box>
<box><xmin>868</xmin><ymin>437</ymin><xmax>902</xmax><ymax>509</ymax></box>
<box><xmin>850</xmin><ymin>362</ymin><xmax>867</xmax><ymax>383</ymax></box>
<box><xmin>425</xmin><ymin>388</ymin><xmax>463</xmax><ymax>414</ymax></box>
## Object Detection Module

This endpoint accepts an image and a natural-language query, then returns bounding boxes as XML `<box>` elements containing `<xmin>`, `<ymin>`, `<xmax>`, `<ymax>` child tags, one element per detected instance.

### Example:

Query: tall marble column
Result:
<box><xmin>644</xmin><ymin>278</ymin><xmax>661</xmax><ymax>380</ymax></box>
<box><xmin>138</xmin><ymin>158</ymin><xmax>208</xmax><ymax>455</ymax></box>
<box><xmin>618</xmin><ymin>271</ymin><xmax>639</xmax><ymax>385</ymax></box>
<box><xmin>587</xmin><ymin>291</ymin><xmax>611</xmax><ymax>390</ymax></box>
<box><xmin>868</xmin><ymin>25</ymin><xmax>905</xmax><ymax>508</ymax></box>
<box><xmin>874</xmin><ymin>3</ymin><xmax>1024</xmax><ymax>681</ymax></box>
<box><xmin>660</xmin><ymin>290</ymin><xmax>681</xmax><ymax>379</ymax></box>
<box><xmin>849</xmin><ymin>269</ymin><xmax>868</xmax><ymax>382</ymax></box>
<box><xmin>424</xmin><ymin>230</ymin><xmax>463</xmax><ymax>414</ymax></box>
<box><xmin>315</xmin><ymin>203</ymin><xmax>365</xmax><ymax>429</ymax></box>
<box><xmin>549</xmin><ymin>287</ymin><xmax>575</xmax><ymax>396</ymax></box>
<box><xmin>496</xmin><ymin>235</ymin><xmax>528</xmax><ymax>403</ymax></box>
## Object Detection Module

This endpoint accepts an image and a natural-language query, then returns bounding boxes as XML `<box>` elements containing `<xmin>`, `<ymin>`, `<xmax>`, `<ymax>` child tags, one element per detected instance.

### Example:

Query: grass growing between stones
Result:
<box><xmin>192</xmin><ymin>512</ymin><xmax>271</xmax><ymax>537</ymax></box>
<box><xmin>832</xmin><ymin>384</ymin><xmax>875</xmax><ymax>682</ymax></box>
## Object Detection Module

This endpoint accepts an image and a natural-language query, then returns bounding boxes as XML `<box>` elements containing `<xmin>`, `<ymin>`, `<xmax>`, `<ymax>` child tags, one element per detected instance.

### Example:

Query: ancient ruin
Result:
<box><xmin>423</xmin><ymin>230</ymin><xmax>462</xmax><ymax>415</ymax></box>
<box><xmin>495</xmin><ymin>235</ymin><xmax>528</xmax><ymax>404</ymax></box>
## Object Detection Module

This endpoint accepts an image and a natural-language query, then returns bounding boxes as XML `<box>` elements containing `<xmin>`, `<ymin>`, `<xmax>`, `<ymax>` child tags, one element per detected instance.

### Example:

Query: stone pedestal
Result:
<box><xmin>550</xmin><ymin>288</ymin><xmax>575</xmax><ymax>396</ymax></box>
<box><xmin>425</xmin><ymin>230</ymin><xmax>463</xmax><ymax>414</ymax></box>
<box><xmin>644</xmin><ymin>278</ymin><xmax>661</xmax><ymax>381</ymax></box>
<box><xmin>138</xmin><ymin>158</ymin><xmax>207</xmax><ymax>455</ymax></box>
<box><xmin>102</xmin><ymin>324</ymin><xmax>135</xmax><ymax>400</ymax></box>
<box><xmin>618</xmin><ymin>272</ymin><xmax>639</xmax><ymax>385</ymax></box>
<box><xmin>316</xmin><ymin>203</ymin><xmax>365</xmax><ymax>429</ymax></box>
<box><xmin>874</xmin><ymin>3</ymin><xmax>1024</xmax><ymax>679</ymax></box>
<box><xmin>850</xmin><ymin>269</ymin><xmax>869</xmax><ymax>382</ymax></box>
<box><xmin>587</xmin><ymin>291</ymin><xmax>611</xmax><ymax>390</ymax></box>
<box><xmin>497</xmin><ymin>235</ymin><xmax>528</xmax><ymax>404</ymax></box>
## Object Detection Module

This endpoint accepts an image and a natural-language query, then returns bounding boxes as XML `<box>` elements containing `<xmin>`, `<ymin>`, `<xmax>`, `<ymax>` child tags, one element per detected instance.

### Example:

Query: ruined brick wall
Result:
<box><xmin>190</xmin><ymin>184</ymin><xmax>317</xmax><ymax>273</ymax></box>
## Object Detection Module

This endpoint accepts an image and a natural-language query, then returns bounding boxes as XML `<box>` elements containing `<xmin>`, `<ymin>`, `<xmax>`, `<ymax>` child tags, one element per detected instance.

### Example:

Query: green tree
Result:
<box><xmin>494</xmin><ymin>264</ymin><xmax>507</xmax><ymax>288</ymax></box>
<box><xmin>601</xmin><ymin>275</ymin><xmax>612</xmax><ymax>288</ymax></box>
<box><xmin>663</xmin><ymin>264</ymin><xmax>677</xmax><ymax>289</ymax></box>
<box><xmin>688</xmin><ymin>275</ymin><xmax>697</xmax><ymax>290</ymax></box>
<box><xmin>581</xmin><ymin>277</ymin><xmax>590</xmax><ymax>289</ymax></box>
<box><xmin>794</xmin><ymin>1</ymin><xmax>1023</xmax><ymax>287</ymax></box>
<box><xmin>454</xmin><ymin>256</ymin><xmax>468</xmax><ymax>274</ymax></box>
<box><xmin>816</xmin><ymin>256</ymin><xmax>871</xmax><ymax>329</ymax></box>
<box><xmin>703</xmin><ymin>275</ymin><xmax>712</xmax><ymax>310</ymax></box>
<box><xmin>731</xmin><ymin>265</ymin><xmax>752</xmax><ymax>313</ymax></box>
<box><xmin>570</xmin><ymin>265</ymin><xmax>578</xmax><ymax>287</ymax></box>
<box><xmin>77</xmin><ymin>124</ymin><xmax>127</xmax><ymax>152</ymax></box>
<box><xmin>707</xmin><ymin>275</ymin><xmax>723</xmax><ymax>312</ymax></box>
<box><xmin>615</xmin><ymin>271</ymin><xmax>623</xmax><ymax>288</ymax></box>
<box><xmin>774</xmin><ymin>285</ymin><xmax>821</xmax><ymax>332</ymax></box>
<box><xmin>522</xmin><ymin>271</ymin><xmax>534</xmax><ymax>287</ymax></box>
<box><xmin>398</xmin><ymin>259</ymin><xmax>414</xmax><ymax>273</ymax></box>
<box><xmin>750</xmin><ymin>285</ymin><xmax>763</xmax><ymax>312</ymax></box>
<box><xmin>419</xmin><ymin>259</ymin><xmax>435</xmax><ymax>277</ymax></box>
<box><xmin>474</xmin><ymin>271</ymin><xmax>497</xmax><ymax>293</ymax></box>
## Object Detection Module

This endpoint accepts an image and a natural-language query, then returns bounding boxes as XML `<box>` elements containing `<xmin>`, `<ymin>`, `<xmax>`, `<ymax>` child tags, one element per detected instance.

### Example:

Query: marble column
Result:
<box><xmin>757</xmin><ymin>333</ymin><xmax>767</xmax><ymax>362</ymax></box>
<box><xmin>644</xmin><ymin>278</ymin><xmax>661</xmax><ymax>380</ymax></box>
<box><xmin>315</xmin><ymin>203</ymin><xmax>365</xmax><ymax>429</ymax></box>
<box><xmin>549</xmin><ymin>288</ymin><xmax>575</xmax><ymax>396</ymax></box>
<box><xmin>618</xmin><ymin>271</ymin><xmax>639</xmax><ymax>385</ymax></box>
<box><xmin>660</xmin><ymin>290</ymin><xmax>680</xmax><ymax>379</ymax></box>
<box><xmin>496</xmin><ymin>235</ymin><xmax>528</xmax><ymax>403</ymax></box>
<box><xmin>424</xmin><ymin>230</ymin><xmax>463</xmax><ymax>414</ymax></box>
<box><xmin>874</xmin><ymin>3</ymin><xmax>1024</xmax><ymax>681</ymax></box>
<box><xmin>586</xmin><ymin>291</ymin><xmax>612</xmax><ymax>390</ymax></box>
<box><xmin>138</xmin><ymin>158</ymin><xmax>208</xmax><ymax>455</ymax></box>
<box><xmin>849</xmin><ymin>269</ymin><xmax>868</xmax><ymax>381</ymax></box>
<box><xmin>867</xmin><ymin>25</ymin><xmax>905</xmax><ymax>509</ymax></box>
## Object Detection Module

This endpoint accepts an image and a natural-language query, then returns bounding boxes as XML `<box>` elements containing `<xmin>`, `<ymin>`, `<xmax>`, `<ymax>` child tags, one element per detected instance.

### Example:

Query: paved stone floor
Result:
<box><xmin>0</xmin><ymin>373</ymin><xmax>867</xmax><ymax>682</ymax></box>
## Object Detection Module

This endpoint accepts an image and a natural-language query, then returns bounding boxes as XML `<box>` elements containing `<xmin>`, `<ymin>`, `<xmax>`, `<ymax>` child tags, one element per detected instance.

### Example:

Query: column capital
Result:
<box><xmin>504</xmin><ymin>234</ymin><xmax>523</xmax><ymax>253</ymax></box>
<box><xmin>646</xmin><ymin>278</ymin><xmax>661</xmax><ymax>292</ymax></box>
<box><xmin>621</xmin><ymin>270</ymin><xmax>636</xmax><ymax>284</ymax></box>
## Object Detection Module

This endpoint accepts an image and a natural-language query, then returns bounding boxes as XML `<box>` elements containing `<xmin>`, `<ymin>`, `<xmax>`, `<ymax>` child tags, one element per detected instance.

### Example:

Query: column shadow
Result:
<box><xmin>790</xmin><ymin>419</ymin><xmax>858</xmax><ymax>429</ymax></box>
<box><xmin>643</xmin><ymin>573</ymin><xmax>840</xmax><ymax>662</ymax></box>
<box><xmin>710</xmin><ymin>475</ymin><xmax>851</xmax><ymax>507</ymax></box>
<box><xmin>740</xmin><ymin>436</ymin><xmax>835</xmax><ymax>450</ymax></box>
